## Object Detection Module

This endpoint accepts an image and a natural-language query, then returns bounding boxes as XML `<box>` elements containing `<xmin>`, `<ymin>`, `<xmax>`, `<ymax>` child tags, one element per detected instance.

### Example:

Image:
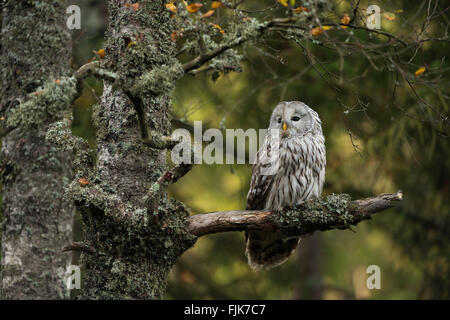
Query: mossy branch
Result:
<box><xmin>124</xmin><ymin>90</ymin><xmax>180</xmax><ymax>150</ymax></box>
<box><xmin>45</xmin><ymin>114</ymin><xmax>94</xmax><ymax>176</ymax></box>
<box><xmin>148</xmin><ymin>163</ymin><xmax>193</xmax><ymax>209</ymax></box>
<box><xmin>4</xmin><ymin>62</ymin><xmax>117</xmax><ymax>131</ymax></box>
<box><xmin>187</xmin><ymin>191</ymin><xmax>403</xmax><ymax>237</ymax></box>
<box><xmin>73</xmin><ymin>60</ymin><xmax>118</xmax><ymax>82</ymax></box>
<box><xmin>6</xmin><ymin>76</ymin><xmax>78</xmax><ymax>129</ymax></box>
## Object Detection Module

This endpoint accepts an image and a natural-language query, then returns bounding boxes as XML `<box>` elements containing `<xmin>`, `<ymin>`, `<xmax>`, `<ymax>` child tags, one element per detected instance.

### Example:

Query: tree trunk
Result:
<box><xmin>70</xmin><ymin>0</ymin><xmax>195</xmax><ymax>299</ymax></box>
<box><xmin>0</xmin><ymin>0</ymin><xmax>74</xmax><ymax>299</ymax></box>
<box><xmin>292</xmin><ymin>233</ymin><xmax>323</xmax><ymax>299</ymax></box>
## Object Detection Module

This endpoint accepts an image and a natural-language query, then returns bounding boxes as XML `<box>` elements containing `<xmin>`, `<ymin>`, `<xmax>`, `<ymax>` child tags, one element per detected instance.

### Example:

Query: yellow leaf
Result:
<box><xmin>127</xmin><ymin>41</ymin><xmax>137</xmax><ymax>47</ymax></box>
<box><xmin>212</xmin><ymin>24</ymin><xmax>225</xmax><ymax>34</ymax></box>
<box><xmin>414</xmin><ymin>67</ymin><xmax>426</xmax><ymax>77</ymax></box>
<box><xmin>202</xmin><ymin>9</ymin><xmax>215</xmax><ymax>18</ymax></box>
<box><xmin>166</xmin><ymin>3</ymin><xmax>177</xmax><ymax>13</ymax></box>
<box><xmin>187</xmin><ymin>3</ymin><xmax>203</xmax><ymax>13</ymax></box>
<box><xmin>395</xmin><ymin>9</ymin><xmax>403</xmax><ymax>14</ymax></box>
<box><xmin>322</xmin><ymin>26</ymin><xmax>333</xmax><ymax>30</ymax></box>
<box><xmin>311</xmin><ymin>27</ymin><xmax>323</xmax><ymax>36</ymax></box>
<box><xmin>290</xmin><ymin>0</ymin><xmax>296</xmax><ymax>6</ymax></box>
<box><xmin>278</xmin><ymin>0</ymin><xmax>288</xmax><ymax>7</ymax></box>
<box><xmin>211</xmin><ymin>1</ymin><xmax>223</xmax><ymax>9</ymax></box>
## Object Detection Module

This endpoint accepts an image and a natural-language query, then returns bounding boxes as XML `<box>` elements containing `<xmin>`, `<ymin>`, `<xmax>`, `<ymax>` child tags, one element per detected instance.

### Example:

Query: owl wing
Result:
<box><xmin>246</xmin><ymin>143</ymin><xmax>275</xmax><ymax>210</ymax></box>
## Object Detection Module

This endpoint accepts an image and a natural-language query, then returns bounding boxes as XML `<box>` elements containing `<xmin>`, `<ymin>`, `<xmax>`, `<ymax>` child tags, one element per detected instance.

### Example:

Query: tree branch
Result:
<box><xmin>73</xmin><ymin>60</ymin><xmax>118</xmax><ymax>82</ymax></box>
<box><xmin>124</xmin><ymin>91</ymin><xmax>180</xmax><ymax>150</ymax></box>
<box><xmin>182</xmin><ymin>18</ymin><xmax>294</xmax><ymax>73</ymax></box>
<box><xmin>188</xmin><ymin>191</ymin><xmax>403</xmax><ymax>237</ymax></box>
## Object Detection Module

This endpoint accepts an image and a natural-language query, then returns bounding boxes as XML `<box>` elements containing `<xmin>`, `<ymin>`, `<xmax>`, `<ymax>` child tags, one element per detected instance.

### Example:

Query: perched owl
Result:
<box><xmin>246</xmin><ymin>101</ymin><xmax>326</xmax><ymax>270</ymax></box>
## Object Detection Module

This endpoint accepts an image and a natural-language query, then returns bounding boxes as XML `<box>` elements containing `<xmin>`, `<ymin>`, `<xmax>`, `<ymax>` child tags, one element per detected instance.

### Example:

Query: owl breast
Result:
<box><xmin>264</xmin><ymin>134</ymin><xmax>326</xmax><ymax>210</ymax></box>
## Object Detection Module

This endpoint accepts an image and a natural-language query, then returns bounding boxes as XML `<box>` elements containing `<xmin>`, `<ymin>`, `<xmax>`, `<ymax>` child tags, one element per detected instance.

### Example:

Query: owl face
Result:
<box><xmin>269</xmin><ymin>101</ymin><xmax>314</xmax><ymax>138</ymax></box>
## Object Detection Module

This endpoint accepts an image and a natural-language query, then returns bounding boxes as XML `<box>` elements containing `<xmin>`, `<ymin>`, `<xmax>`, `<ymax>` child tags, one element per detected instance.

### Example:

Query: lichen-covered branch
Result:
<box><xmin>124</xmin><ymin>91</ymin><xmax>180</xmax><ymax>150</ymax></box>
<box><xmin>73</xmin><ymin>61</ymin><xmax>118</xmax><ymax>82</ymax></box>
<box><xmin>148</xmin><ymin>163</ymin><xmax>193</xmax><ymax>209</ymax></box>
<box><xmin>5</xmin><ymin>76</ymin><xmax>77</xmax><ymax>130</ymax></box>
<box><xmin>188</xmin><ymin>192</ymin><xmax>403</xmax><ymax>237</ymax></box>
<box><xmin>46</xmin><ymin>113</ymin><xmax>94</xmax><ymax>177</ymax></box>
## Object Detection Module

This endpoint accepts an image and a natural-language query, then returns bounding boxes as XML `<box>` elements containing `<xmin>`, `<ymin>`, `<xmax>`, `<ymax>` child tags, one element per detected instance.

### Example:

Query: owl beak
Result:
<box><xmin>282</xmin><ymin>122</ymin><xmax>288</xmax><ymax>132</ymax></box>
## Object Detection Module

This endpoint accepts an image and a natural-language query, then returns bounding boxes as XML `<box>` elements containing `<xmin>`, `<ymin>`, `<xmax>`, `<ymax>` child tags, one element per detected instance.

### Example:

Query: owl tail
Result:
<box><xmin>245</xmin><ymin>231</ymin><xmax>300</xmax><ymax>270</ymax></box>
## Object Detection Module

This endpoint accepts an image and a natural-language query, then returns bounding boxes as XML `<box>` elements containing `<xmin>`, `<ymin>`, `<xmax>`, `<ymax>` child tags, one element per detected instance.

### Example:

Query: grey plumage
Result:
<box><xmin>246</xmin><ymin>101</ymin><xmax>326</xmax><ymax>270</ymax></box>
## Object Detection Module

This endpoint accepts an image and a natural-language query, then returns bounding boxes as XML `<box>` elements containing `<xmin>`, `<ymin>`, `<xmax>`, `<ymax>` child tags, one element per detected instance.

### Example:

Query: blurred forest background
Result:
<box><xmin>3</xmin><ymin>0</ymin><xmax>448</xmax><ymax>299</ymax></box>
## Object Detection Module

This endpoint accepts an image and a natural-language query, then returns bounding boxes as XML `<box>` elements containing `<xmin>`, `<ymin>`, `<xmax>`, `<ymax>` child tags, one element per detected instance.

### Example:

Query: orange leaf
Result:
<box><xmin>166</xmin><ymin>3</ymin><xmax>177</xmax><ymax>13</ymax></box>
<box><xmin>171</xmin><ymin>31</ymin><xmax>178</xmax><ymax>41</ymax></box>
<box><xmin>202</xmin><ymin>9</ymin><xmax>215</xmax><ymax>18</ymax></box>
<box><xmin>414</xmin><ymin>67</ymin><xmax>426</xmax><ymax>77</ymax></box>
<box><xmin>384</xmin><ymin>12</ymin><xmax>396</xmax><ymax>21</ymax></box>
<box><xmin>341</xmin><ymin>13</ymin><xmax>350</xmax><ymax>27</ymax></box>
<box><xmin>97</xmin><ymin>49</ymin><xmax>105</xmax><ymax>59</ymax></box>
<box><xmin>211</xmin><ymin>1</ymin><xmax>223</xmax><ymax>9</ymax></box>
<box><xmin>187</xmin><ymin>3</ymin><xmax>203</xmax><ymax>13</ymax></box>
<box><xmin>55</xmin><ymin>79</ymin><xmax>61</xmax><ymax>84</ymax></box>
<box><xmin>311</xmin><ymin>27</ymin><xmax>323</xmax><ymax>36</ymax></box>
<box><xmin>293</xmin><ymin>6</ymin><xmax>308</xmax><ymax>13</ymax></box>
<box><xmin>124</xmin><ymin>2</ymin><xmax>140</xmax><ymax>11</ymax></box>
<box><xmin>79</xmin><ymin>178</ymin><xmax>89</xmax><ymax>187</ymax></box>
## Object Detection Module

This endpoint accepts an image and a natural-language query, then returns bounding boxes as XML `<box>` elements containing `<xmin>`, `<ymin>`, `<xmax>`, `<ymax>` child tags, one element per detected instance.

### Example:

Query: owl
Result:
<box><xmin>246</xmin><ymin>101</ymin><xmax>326</xmax><ymax>270</ymax></box>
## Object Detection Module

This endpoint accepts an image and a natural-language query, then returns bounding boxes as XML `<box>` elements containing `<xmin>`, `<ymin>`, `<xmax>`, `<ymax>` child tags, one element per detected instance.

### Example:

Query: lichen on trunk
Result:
<box><xmin>60</xmin><ymin>0</ymin><xmax>195</xmax><ymax>299</ymax></box>
<box><xmin>0</xmin><ymin>0</ymin><xmax>75</xmax><ymax>299</ymax></box>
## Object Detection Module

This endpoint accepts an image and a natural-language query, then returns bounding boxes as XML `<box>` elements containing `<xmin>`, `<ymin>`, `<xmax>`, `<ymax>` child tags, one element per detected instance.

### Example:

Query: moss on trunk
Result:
<box><xmin>0</xmin><ymin>0</ymin><xmax>75</xmax><ymax>299</ymax></box>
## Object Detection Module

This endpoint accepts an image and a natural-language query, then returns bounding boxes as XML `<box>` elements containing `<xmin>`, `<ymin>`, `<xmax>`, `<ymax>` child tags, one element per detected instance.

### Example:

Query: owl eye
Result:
<box><xmin>277</xmin><ymin>118</ymin><xmax>282</xmax><ymax>124</ymax></box>
<box><xmin>292</xmin><ymin>116</ymin><xmax>301</xmax><ymax>121</ymax></box>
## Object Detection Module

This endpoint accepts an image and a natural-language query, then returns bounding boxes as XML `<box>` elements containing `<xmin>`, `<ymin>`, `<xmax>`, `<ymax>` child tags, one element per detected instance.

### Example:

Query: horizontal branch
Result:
<box><xmin>188</xmin><ymin>191</ymin><xmax>403</xmax><ymax>237</ymax></box>
<box><xmin>73</xmin><ymin>61</ymin><xmax>118</xmax><ymax>82</ymax></box>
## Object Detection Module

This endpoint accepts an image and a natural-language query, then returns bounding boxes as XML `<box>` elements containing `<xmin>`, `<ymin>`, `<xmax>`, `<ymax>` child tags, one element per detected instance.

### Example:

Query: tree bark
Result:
<box><xmin>187</xmin><ymin>192</ymin><xmax>403</xmax><ymax>237</ymax></box>
<box><xmin>0</xmin><ymin>0</ymin><xmax>74</xmax><ymax>299</ymax></box>
<box><xmin>60</xmin><ymin>0</ymin><xmax>195</xmax><ymax>299</ymax></box>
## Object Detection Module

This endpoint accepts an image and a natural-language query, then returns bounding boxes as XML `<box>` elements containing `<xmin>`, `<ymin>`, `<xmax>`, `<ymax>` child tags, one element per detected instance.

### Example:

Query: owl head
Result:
<box><xmin>268</xmin><ymin>101</ymin><xmax>322</xmax><ymax>138</ymax></box>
